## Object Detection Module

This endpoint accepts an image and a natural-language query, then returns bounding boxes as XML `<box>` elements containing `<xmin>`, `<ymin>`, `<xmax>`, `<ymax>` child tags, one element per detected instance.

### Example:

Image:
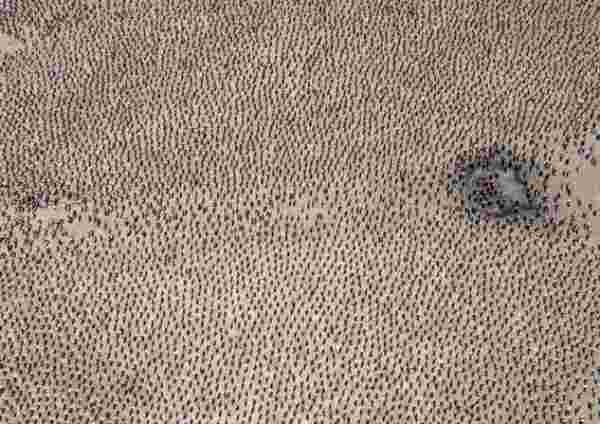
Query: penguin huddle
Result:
<box><xmin>448</xmin><ymin>144</ymin><xmax>548</xmax><ymax>225</ymax></box>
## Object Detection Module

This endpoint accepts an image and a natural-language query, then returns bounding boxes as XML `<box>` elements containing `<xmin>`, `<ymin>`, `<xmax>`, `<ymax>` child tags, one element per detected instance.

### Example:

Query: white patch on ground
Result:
<box><xmin>0</xmin><ymin>32</ymin><xmax>25</xmax><ymax>95</ymax></box>
<box><xmin>0</xmin><ymin>32</ymin><xmax>25</xmax><ymax>56</ymax></box>
<box><xmin>571</xmin><ymin>152</ymin><xmax>600</xmax><ymax>242</ymax></box>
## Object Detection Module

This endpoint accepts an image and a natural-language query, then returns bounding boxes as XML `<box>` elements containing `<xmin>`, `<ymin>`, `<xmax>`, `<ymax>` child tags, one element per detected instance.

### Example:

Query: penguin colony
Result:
<box><xmin>1</xmin><ymin>2</ymin><xmax>599</xmax><ymax>423</ymax></box>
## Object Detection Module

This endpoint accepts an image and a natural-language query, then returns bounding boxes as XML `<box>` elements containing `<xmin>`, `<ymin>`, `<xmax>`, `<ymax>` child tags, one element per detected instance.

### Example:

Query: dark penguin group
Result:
<box><xmin>447</xmin><ymin>144</ymin><xmax>550</xmax><ymax>225</ymax></box>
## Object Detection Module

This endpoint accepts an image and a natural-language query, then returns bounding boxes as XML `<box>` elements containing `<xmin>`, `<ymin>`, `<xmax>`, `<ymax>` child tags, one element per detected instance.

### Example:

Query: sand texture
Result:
<box><xmin>1</xmin><ymin>2</ymin><xmax>600</xmax><ymax>423</ymax></box>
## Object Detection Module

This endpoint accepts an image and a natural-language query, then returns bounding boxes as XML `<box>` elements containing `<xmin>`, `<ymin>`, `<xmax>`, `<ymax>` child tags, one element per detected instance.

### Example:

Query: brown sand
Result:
<box><xmin>1</xmin><ymin>2</ymin><xmax>599</xmax><ymax>423</ymax></box>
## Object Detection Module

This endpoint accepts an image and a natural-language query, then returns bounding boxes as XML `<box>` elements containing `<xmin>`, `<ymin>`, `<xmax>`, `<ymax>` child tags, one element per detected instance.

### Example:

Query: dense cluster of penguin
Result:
<box><xmin>1</xmin><ymin>2</ymin><xmax>599</xmax><ymax>424</ymax></box>
<box><xmin>447</xmin><ymin>143</ymin><xmax>549</xmax><ymax>225</ymax></box>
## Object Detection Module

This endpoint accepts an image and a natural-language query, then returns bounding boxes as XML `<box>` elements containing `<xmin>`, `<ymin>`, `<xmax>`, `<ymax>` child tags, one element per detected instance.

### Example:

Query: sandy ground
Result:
<box><xmin>1</xmin><ymin>2</ymin><xmax>600</xmax><ymax>424</ymax></box>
